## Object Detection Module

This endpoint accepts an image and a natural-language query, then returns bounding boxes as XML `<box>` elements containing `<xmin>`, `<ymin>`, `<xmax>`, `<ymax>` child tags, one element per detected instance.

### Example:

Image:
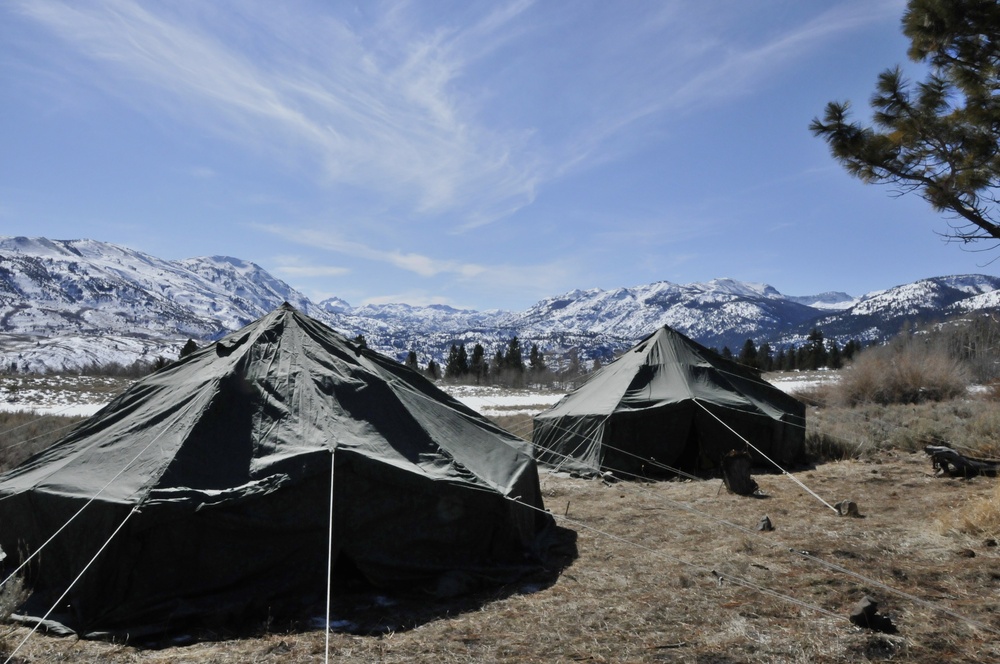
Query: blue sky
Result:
<box><xmin>1</xmin><ymin>0</ymin><xmax>990</xmax><ymax>311</ymax></box>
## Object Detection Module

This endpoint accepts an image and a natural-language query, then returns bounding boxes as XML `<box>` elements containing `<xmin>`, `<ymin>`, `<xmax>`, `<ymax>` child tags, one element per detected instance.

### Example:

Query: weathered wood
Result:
<box><xmin>721</xmin><ymin>450</ymin><xmax>759</xmax><ymax>495</ymax></box>
<box><xmin>925</xmin><ymin>445</ymin><xmax>1000</xmax><ymax>478</ymax></box>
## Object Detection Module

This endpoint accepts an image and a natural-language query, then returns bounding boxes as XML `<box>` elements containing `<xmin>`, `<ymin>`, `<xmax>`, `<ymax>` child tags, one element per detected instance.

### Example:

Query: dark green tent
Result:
<box><xmin>0</xmin><ymin>304</ymin><xmax>552</xmax><ymax>637</ymax></box>
<box><xmin>532</xmin><ymin>325</ymin><xmax>805</xmax><ymax>477</ymax></box>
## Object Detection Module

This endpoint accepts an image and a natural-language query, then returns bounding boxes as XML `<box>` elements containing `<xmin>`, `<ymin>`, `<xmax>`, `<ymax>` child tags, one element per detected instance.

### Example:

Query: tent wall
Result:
<box><xmin>2</xmin><ymin>447</ymin><xmax>550</xmax><ymax>636</ymax></box>
<box><xmin>532</xmin><ymin>414</ymin><xmax>608</xmax><ymax>476</ymax></box>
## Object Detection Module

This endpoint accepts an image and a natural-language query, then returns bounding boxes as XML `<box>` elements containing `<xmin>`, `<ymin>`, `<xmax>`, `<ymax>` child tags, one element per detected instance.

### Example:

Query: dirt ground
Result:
<box><xmin>2</xmin><ymin>449</ymin><xmax>999</xmax><ymax>663</ymax></box>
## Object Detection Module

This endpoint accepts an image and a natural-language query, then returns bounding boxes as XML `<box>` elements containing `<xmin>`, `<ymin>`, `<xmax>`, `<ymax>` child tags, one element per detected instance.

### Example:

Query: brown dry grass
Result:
<box><xmin>2</xmin><ymin>450</ymin><xmax>999</xmax><ymax>663</ymax></box>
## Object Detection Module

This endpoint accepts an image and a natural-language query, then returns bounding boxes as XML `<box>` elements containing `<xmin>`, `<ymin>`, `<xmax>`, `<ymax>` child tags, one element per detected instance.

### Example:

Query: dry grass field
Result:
<box><xmin>3</xmin><ymin>450</ymin><xmax>1000</xmax><ymax>662</ymax></box>
<box><xmin>3</xmin><ymin>386</ymin><xmax>1000</xmax><ymax>662</ymax></box>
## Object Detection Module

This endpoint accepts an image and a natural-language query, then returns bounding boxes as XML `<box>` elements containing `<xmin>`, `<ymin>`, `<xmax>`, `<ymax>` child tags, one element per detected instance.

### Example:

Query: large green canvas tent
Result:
<box><xmin>532</xmin><ymin>325</ymin><xmax>805</xmax><ymax>477</ymax></box>
<box><xmin>0</xmin><ymin>304</ymin><xmax>553</xmax><ymax>638</ymax></box>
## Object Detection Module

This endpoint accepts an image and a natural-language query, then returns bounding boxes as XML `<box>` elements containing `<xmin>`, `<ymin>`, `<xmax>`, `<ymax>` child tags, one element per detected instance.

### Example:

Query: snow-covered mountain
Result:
<box><xmin>3</xmin><ymin>236</ymin><xmax>1000</xmax><ymax>372</ymax></box>
<box><xmin>512</xmin><ymin>279</ymin><xmax>820</xmax><ymax>349</ymax></box>
<box><xmin>0</xmin><ymin>237</ymin><xmax>332</xmax><ymax>371</ymax></box>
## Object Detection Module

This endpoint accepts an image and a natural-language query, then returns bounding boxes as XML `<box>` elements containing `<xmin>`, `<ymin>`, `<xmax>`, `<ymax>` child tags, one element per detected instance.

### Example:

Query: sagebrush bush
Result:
<box><xmin>0</xmin><ymin>412</ymin><xmax>85</xmax><ymax>472</ymax></box>
<box><xmin>833</xmin><ymin>340</ymin><xmax>968</xmax><ymax>406</ymax></box>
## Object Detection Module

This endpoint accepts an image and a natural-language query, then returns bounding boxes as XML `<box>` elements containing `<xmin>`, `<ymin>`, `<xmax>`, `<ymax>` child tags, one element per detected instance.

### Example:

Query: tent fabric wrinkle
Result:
<box><xmin>0</xmin><ymin>303</ymin><xmax>554</xmax><ymax>638</ymax></box>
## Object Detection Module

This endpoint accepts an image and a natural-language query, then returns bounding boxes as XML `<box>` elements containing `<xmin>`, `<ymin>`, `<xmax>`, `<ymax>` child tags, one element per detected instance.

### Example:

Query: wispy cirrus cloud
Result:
<box><xmin>664</xmin><ymin>1</ymin><xmax>904</xmax><ymax>109</ymax></box>
<box><xmin>256</xmin><ymin>224</ymin><xmax>486</xmax><ymax>279</ymax></box>
<box><xmin>11</xmin><ymin>0</ymin><xmax>901</xmax><ymax>236</ymax></box>
<box><xmin>273</xmin><ymin>265</ymin><xmax>351</xmax><ymax>279</ymax></box>
<box><xmin>256</xmin><ymin>222</ymin><xmax>574</xmax><ymax>300</ymax></box>
<box><xmin>13</xmin><ymin>0</ymin><xmax>541</xmax><ymax>222</ymax></box>
<box><xmin>548</xmin><ymin>0</ymin><xmax>904</xmax><ymax>178</ymax></box>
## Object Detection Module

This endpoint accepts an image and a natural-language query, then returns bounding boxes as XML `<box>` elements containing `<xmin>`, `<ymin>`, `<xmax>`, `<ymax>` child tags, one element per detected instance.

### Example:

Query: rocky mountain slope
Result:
<box><xmin>2</xmin><ymin>236</ymin><xmax>999</xmax><ymax>372</ymax></box>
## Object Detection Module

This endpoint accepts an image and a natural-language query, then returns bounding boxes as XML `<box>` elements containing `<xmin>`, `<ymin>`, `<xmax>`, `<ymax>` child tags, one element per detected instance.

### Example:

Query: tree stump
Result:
<box><xmin>721</xmin><ymin>450</ymin><xmax>759</xmax><ymax>496</ymax></box>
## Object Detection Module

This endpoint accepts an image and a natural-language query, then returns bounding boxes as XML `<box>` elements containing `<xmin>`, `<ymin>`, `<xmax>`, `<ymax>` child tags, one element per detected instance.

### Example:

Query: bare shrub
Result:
<box><xmin>937</xmin><ymin>314</ymin><xmax>1000</xmax><ymax>384</ymax></box>
<box><xmin>833</xmin><ymin>341</ymin><xmax>968</xmax><ymax>406</ymax></box>
<box><xmin>0</xmin><ymin>575</ymin><xmax>25</xmax><ymax>622</ymax></box>
<box><xmin>0</xmin><ymin>574</ymin><xmax>27</xmax><ymax>661</ymax></box>
<box><xmin>804</xmin><ymin>431</ymin><xmax>855</xmax><ymax>462</ymax></box>
<box><xmin>791</xmin><ymin>382</ymin><xmax>834</xmax><ymax>408</ymax></box>
<box><xmin>0</xmin><ymin>412</ymin><xmax>84</xmax><ymax>472</ymax></box>
<box><xmin>486</xmin><ymin>413</ymin><xmax>534</xmax><ymax>441</ymax></box>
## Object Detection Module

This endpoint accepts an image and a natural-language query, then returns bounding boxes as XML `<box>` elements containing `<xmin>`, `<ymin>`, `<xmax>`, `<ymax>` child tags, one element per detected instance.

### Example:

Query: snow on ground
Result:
<box><xmin>764</xmin><ymin>370</ymin><xmax>840</xmax><ymax>394</ymax></box>
<box><xmin>0</xmin><ymin>401</ymin><xmax>105</xmax><ymax>417</ymax></box>
<box><xmin>0</xmin><ymin>372</ymin><xmax>832</xmax><ymax>420</ymax></box>
<box><xmin>0</xmin><ymin>375</ymin><xmax>127</xmax><ymax>417</ymax></box>
<box><xmin>0</xmin><ymin>377</ymin><xmax>568</xmax><ymax>419</ymax></box>
<box><xmin>442</xmin><ymin>385</ymin><xmax>566</xmax><ymax>416</ymax></box>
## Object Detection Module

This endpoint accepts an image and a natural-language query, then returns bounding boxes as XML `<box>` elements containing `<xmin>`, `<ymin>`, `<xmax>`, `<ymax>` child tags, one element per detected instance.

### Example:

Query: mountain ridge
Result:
<box><xmin>2</xmin><ymin>236</ymin><xmax>998</xmax><ymax>372</ymax></box>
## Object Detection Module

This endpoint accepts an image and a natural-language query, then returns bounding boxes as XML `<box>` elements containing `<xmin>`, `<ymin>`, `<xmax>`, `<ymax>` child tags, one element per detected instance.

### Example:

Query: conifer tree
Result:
<box><xmin>179</xmin><ymin>339</ymin><xmax>198</xmax><ymax>359</ymax></box>
<box><xmin>803</xmin><ymin>328</ymin><xmax>828</xmax><ymax>370</ymax></box>
<box><xmin>492</xmin><ymin>348</ymin><xmax>506</xmax><ymax>383</ymax></box>
<box><xmin>827</xmin><ymin>339</ymin><xmax>843</xmax><ymax>369</ymax></box>
<box><xmin>783</xmin><ymin>346</ymin><xmax>797</xmax><ymax>371</ymax></box>
<box><xmin>566</xmin><ymin>348</ymin><xmax>581</xmax><ymax>376</ymax></box>
<box><xmin>811</xmin><ymin>0</ymin><xmax>1000</xmax><ymax>248</ymax></box>
<box><xmin>504</xmin><ymin>336</ymin><xmax>525</xmax><ymax>387</ymax></box>
<box><xmin>469</xmin><ymin>343</ymin><xmax>487</xmax><ymax>384</ymax></box>
<box><xmin>404</xmin><ymin>350</ymin><xmax>419</xmax><ymax>372</ymax></box>
<box><xmin>758</xmin><ymin>341</ymin><xmax>773</xmax><ymax>372</ymax></box>
<box><xmin>529</xmin><ymin>343</ymin><xmax>547</xmax><ymax>374</ymax></box>
<box><xmin>738</xmin><ymin>339</ymin><xmax>758</xmax><ymax>369</ymax></box>
<box><xmin>444</xmin><ymin>344</ymin><xmax>469</xmax><ymax>381</ymax></box>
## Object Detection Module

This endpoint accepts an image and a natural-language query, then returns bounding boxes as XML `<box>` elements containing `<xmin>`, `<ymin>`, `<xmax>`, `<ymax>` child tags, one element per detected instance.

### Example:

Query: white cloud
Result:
<box><xmin>359</xmin><ymin>291</ymin><xmax>456</xmax><ymax>308</ymax></box>
<box><xmin>14</xmin><ymin>0</ymin><xmax>541</xmax><ymax>222</ymax></box>
<box><xmin>255</xmin><ymin>222</ymin><xmax>576</xmax><ymax>303</ymax></box>
<box><xmin>273</xmin><ymin>265</ymin><xmax>351</xmax><ymax>278</ymax></box>
<box><xmin>255</xmin><ymin>224</ymin><xmax>486</xmax><ymax>279</ymax></box>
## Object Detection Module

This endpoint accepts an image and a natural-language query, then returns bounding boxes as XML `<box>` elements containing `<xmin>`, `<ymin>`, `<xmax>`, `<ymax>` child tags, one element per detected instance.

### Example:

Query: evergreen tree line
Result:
<box><xmin>404</xmin><ymin>336</ymin><xmax>575</xmax><ymax>388</ymax></box>
<box><xmin>722</xmin><ymin>328</ymin><xmax>863</xmax><ymax>372</ymax></box>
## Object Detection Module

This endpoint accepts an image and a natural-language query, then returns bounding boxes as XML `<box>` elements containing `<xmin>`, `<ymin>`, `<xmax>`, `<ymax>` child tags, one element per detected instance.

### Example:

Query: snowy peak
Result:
<box><xmin>318</xmin><ymin>296</ymin><xmax>352</xmax><ymax>314</ymax></box>
<box><xmin>517</xmin><ymin>280</ymin><xmax>820</xmax><ymax>348</ymax></box>
<box><xmin>696</xmin><ymin>278</ymin><xmax>783</xmax><ymax>299</ymax></box>
<box><xmin>847</xmin><ymin>275</ymin><xmax>1000</xmax><ymax>319</ymax></box>
<box><xmin>788</xmin><ymin>291</ymin><xmax>858</xmax><ymax>310</ymax></box>
<box><xmin>0</xmin><ymin>237</ymin><xmax>329</xmax><ymax>371</ymax></box>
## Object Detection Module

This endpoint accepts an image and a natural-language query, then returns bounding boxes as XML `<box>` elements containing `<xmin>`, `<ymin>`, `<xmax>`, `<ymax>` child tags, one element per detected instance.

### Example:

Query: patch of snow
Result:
<box><xmin>443</xmin><ymin>385</ymin><xmax>566</xmax><ymax>415</ymax></box>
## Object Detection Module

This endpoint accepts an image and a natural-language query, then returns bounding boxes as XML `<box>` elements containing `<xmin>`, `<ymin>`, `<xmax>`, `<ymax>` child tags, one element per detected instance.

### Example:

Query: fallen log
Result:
<box><xmin>925</xmin><ymin>445</ymin><xmax>1000</xmax><ymax>478</ymax></box>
